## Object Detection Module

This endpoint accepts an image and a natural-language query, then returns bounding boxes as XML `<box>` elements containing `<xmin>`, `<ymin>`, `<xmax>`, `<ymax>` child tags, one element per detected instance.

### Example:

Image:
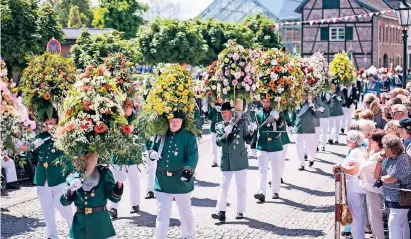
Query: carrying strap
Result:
<box><xmin>157</xmin><ymin>136</ymin><xmax>166</xmax><ymax>159</ymax></box>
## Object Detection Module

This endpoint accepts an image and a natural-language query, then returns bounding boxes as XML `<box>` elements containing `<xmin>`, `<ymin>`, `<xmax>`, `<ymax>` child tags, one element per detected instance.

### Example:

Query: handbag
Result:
<box><xmin>341</xmin><ymin>173</ymin><xmax>353</xmax><ymax>226</ymax></box>
<box><xmin>400</xmin><ymin>155</ymin><xmax>411</xmax><ymax>207</ymax></box>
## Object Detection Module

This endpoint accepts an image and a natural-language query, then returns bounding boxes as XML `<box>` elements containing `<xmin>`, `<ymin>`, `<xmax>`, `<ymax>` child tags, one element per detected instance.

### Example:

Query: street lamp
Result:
<box><xmin>384</xmin><ymin>0</ymin><xmax>411</xmax><ymax>88</ymax></box>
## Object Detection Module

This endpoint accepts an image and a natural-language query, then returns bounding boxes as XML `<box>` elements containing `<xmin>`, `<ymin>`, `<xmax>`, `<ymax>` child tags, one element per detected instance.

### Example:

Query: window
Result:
<box><xmin>323</xmin><ymin>0</ymin><xmax>340</xmax><ymax>9</ymax></box>
<box><xmin>330</xmin><ymin>27</ymin><xmax>345</xmax><ymax>41</ymax></box>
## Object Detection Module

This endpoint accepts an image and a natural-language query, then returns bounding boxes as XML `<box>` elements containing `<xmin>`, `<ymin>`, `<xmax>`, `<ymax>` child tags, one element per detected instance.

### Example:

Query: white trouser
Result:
<box><xmin>342</xmin><ymin>106</ymin><xmax>353</xmax><ymax>130</ymax></box>
<box><xmin>155</xmin><ymin>192</ymin><xmax>194</xmax><ymax>239</ymax></box>
<box><xmin>216</xmin><ymin>169</ymin><xmax>247</xmax><ymax>213</ymax></box>
<box><xmin>319</xmin><ymin>118</ymin><xmax>330</xmax><ymax>147</ymax></box>
<box><xmin>257</xmin><ymin>150</ymin><xmax>284</xmax><ymax>196</ymax></box>
<box><xmin>329</xmin><ymin>116</ymin><xmax>342</xmax><ymax>142</ymax></box>
<box><xmin>280</xmin><ymin>144</ymin><xmax>288</xmax><ymax>178</ymax></box>
<box><xmin>314</xmin><ymin>126</ymin><xmax>320</xmax><ymax>155</ymax></box>
<box><xmin>146</xmin><ymin>155</ymin><xmax>157</xmax><ymax>193</ymax></box>
<box><xmin>37</xmin><ymin>181</ymin><xmax>73</xmax><ymax>239</ymax></box>
<box><xmin>364</xmin><ymin>190</ymin><xmax>385</xmax><ymax>239</ymax></box>
<box><xmin>1</xmin><ymin>159</ymin><xmax>17</xmax><ymax>183</ymax></box>
<box><xmin>347</xmin><ymin>192</ymin><xmax>366</xmax><ymax>239</ymax></box>
<box><xmin>389</xmin><ymin>208</ymin><xmax>410</xmax><ymax>239</ymax></box>
<box><xmin>110</xmin><ymin>164</ymin><xmax>141</xmax><ymax>209</ymax></box>
<box><xmin>296</xmin><ymin>134</ymin><xmax>317</xmax><ymax>167</ymax></box>
<box><xmin>211</xmin><ymin>133</ymin><xmax>219</xmax><ymax>164</ymax></box>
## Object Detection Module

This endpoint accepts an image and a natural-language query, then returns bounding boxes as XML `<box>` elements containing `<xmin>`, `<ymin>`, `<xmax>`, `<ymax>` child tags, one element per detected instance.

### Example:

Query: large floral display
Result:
<box><xmin>329</xmin><ymin>51</ymin><xmax>355</xmax><ymax>86</ymax></box>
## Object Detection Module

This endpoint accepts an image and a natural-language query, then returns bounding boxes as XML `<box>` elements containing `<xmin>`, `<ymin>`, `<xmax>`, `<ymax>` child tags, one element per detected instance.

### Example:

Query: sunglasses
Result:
<box><xmin>391</xmin><ymin>111</ymin><xmax>403</xmax><ymax>116</ymax></box>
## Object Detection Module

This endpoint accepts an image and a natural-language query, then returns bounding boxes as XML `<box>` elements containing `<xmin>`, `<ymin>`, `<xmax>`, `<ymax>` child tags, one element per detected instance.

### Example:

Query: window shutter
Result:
<box><xmin>320</xmin><ymin>27</ymin><xmax>329</xmax><ymax>41</ymax></box>
<box><xmin>323</xmin><ymin>0</ymin><xmax>340</xmax><ymax>9</ymax></box>
<box><xmin>346</xmin><ymin>27</ymin><xmax>353</xmax><ymax>40</ymax></box>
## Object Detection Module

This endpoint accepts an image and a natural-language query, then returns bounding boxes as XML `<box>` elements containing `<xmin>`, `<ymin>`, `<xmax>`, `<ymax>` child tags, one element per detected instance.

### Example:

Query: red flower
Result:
<box><xmin>207</xmin><ymin>91</ymin><xmax>212</xmax><ymax>96</ymax></box>
<box><xmin>119</xmin><ymin>79</ymin><xmax>124</xmax><ymax>84</ymax></box>
<box><xmin>66</xmin><ymin>77</ymin><xmax>72</xmax><ymax>82</ymax></box>
<box><xmin>121</xmin><ymin>61</ymin><xmax>126</xmax><ymax>67</ymax></box>
<box><xmin>97</xmin><ymin>67</ymin><xmax>104</xmax><ymax>75</ymax></box>
<box><xmin>65</xmin><ymin>108</ymin><xmax>74</xmax><ymax>117</ymax></box>
<box><xmin>44</xmin><ymin>93</ymin><xmax>51</xmax><ymax>100</ymax></box>
<box><xmin>65</xmin><ymin>122</ymin><xmax>75</xmax><ymax>132</ymax></box>
<box><xmin>94</xmin><ymin>122</ymin><xmax>107</xmax><ymax>134</ymax></box>
<box><xmin>103</xmin><ymin>84</ymin><xmax>112</xmax><ymax>91</ymax></box>
<box><xmin>40</xmin><ymin>82</ymin><xmax>46</xmax><ymax>88</ymax></box>
<box><xmin>83</xmin><ymin>100</ymin><xmax>93</xmax><ymax>111</ymax></box>
<box><xmin>125</xmin><ymin>99</ymin><xmax>133</xmax><ymax>108</ymax></box>
<box><xmin>82</xmin><ymin>85</ymin><xmax>91</xmax><ymax>91</ymax></box>
<box><xmin>121</xmin><ymin>125</ymin><xmax>132</xmax><ymax>135</ymax></box>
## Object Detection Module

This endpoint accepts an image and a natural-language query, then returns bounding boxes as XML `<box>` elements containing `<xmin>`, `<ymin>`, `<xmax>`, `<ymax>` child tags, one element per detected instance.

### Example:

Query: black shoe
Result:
<box><xmin>304</xmin><ymin>154</ymin><xmax>308</xmax><ymax>160</ymax></box>
<box><xmin>298</xmin><ymin>166</ymin><xmax>305</xmax><ymax>171</ymax></box>
<box><xmin>211</xmin><ymin>163</ymin><xmax>218</xmax><ymax>167</ymax></box>
<box><xmin>341</xmin><ymin>128</ymin><xmax>345</xmax><ymax>134</ymax></box>
<box><xmin>268</xmin><ymin>181</ymin><xmax>271</xmax><ymax>186</ymax></box>
<box><xmin>6</xmin><ymin>183</ymin><xmax>20</xmax><ymax>190</ymax></box>
<box><xmin>211</xmin><ymin>211</ymin><xmax>226</xmax><ymax>222</ymax></box>
<box><xmin>235</xmin><ymin>212</ymin><xmax>243</xmax><ymax>219</ymax></box>
<box><xmin>309</xmin><ymin>161</ymin><xmax>314</xmax><ymax>167</ymax></box>
<box><xmin>254</xmin><ymin>193</ymin><xmax>265</xmax><ymax>202</ymax></box>
<box><xmin>130</xmin><ymin>205</ymin><xmax>139</xmax><ymax>213</ymax></box>
<box><xmin>281</xmin><ymin>178</ymin><xmax>284</xmax><ymax>184</ymax></box>
<box><xmin>316</xmin><ymin>147</ymin><xmax>319</xmax><ymax>152</ymax></box>
<box><xmin>109</xmin><ymin>208</ymin><xmax>118</xmax><ymax>219</ymax></box>
<box><xmin>272</xmin><ymin>193</ymin><xmax>279</xmax><ymax>199</ymax></box>
<box><xmin>328</xmin><ymin>139</ymin><xmax>334</xmax><ymax>145</ymax></box>
<box><xmin>335</xmin><ymin>140</ymin><xmax>339</xmax><ymax>144</ymax></box>
<box><xmin>145</xmin><ymin>191</ymin><xmax>155</xmax><ymax>199</ymax></box>
<box><xmin>321</xmin><ymin>147</ymin><xmax>325</xmax><ymax>151</ymax></box>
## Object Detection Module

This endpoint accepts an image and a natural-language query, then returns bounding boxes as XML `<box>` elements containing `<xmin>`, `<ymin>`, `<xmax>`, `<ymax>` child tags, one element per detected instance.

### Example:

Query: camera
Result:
<box><xmin>374</xmin><ymin>180</ymin><xmax>383</xmax><ymax>188</ymax></box>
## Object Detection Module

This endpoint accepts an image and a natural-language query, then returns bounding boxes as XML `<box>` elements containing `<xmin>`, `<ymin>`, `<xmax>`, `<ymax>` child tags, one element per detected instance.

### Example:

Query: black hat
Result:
<box><xmin>400</xmin><ymin>118</ymin><xmax>411</xmax><ymax>130</ymax></box>
<box><xmin>171</xmin><ymin>111</ymin><xmax>184</xmax><ymax>119</ymax></box>
<box><xmin>221</xmin><ymin>102</ymin><xmax>233</xmax><ymax>111</ymax></box>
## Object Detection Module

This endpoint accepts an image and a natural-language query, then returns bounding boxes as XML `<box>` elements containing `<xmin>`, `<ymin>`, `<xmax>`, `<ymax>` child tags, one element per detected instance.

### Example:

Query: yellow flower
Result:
<box><xmin>167</xmin><ymin>114</ymin><xmax>174</xmax><ymax>119</ymax></box>
<box><xmin>182</xmin><ymin>89</ymin><xmax>189</xmax><ymax>96</ymax></box>
<box><xmin>178</xmin><ymin>84</ymin><xmax>184</xmax><ymax>91</ymax></box>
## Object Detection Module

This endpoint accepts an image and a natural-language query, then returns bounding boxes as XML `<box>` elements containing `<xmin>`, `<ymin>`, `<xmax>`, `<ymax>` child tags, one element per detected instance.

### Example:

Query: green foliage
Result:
<box><xmin>242</xmin><ymin>13</ymin><xmax>281</xmax><ymax>49</ymax></box>
<box><xmin>0</xmin><ymin>0</ymin><xmax>64</xmax><ymax>74</ymax></box>
<box><xmin>55</xmin><ymin>0</ymin><xmax>93</xmax><ymax>27</ymax></box>
<box><xmin>70</xmin><ymin>30</ymin><xmax>141</xmax><ymax>69</ymax></box>
<box><xmin>92</xmin><ymin>0</ymin><xmax>148</xmax><ymax>39</ymax></box>
<box><xmin>137</xmin><ymin>18</ymin><xmax>208</xmax><ymax>65</ymax></box>
<box><xmin>68</xmin><ymin>5</ymin><xmax>82</xmax><ymax>28</ymax></box>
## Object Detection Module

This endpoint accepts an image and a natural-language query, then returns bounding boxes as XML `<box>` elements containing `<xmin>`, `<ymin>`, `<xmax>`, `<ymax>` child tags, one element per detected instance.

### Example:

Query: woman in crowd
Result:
<box><xmin>359</xmin><ymin>109</ymin><xmax>374</xmax><ymax>121</ymax></box>
<box><xmin>364</xmin><ymin>93</ymin><xmax>386</xmax><ymax>129</ymax></box>
<box><xmin>385</xmin><ymin>120</ymin><xmax>401</xmax><ymax>137</ymax></box>
<box><xmin>374</xmin><ymin>135</ymin><xmax>411</xmax><ymax>239</ymax></box>
<box><xmin>333</xmin><ymin>130</ymin><xmax>367</xmax><ymax>239</ymax></box>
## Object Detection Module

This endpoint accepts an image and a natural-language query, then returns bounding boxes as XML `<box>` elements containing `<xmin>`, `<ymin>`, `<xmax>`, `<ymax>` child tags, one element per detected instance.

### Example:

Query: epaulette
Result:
<box><xmin>97</xmin><ymin>165</ymin><xmax>109</xmax><ymax>171</ymax></box>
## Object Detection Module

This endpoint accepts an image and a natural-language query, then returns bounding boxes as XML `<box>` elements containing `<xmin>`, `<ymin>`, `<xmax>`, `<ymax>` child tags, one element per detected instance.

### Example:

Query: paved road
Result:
<box><xmin>1</xmin><ymin>131</ymin><xmax>348</xmax><ymax>239</ymax></box>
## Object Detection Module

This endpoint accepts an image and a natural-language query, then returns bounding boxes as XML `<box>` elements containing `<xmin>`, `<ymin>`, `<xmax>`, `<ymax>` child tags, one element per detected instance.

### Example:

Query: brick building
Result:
<box><xmin>296</xmin><ymin>0</ymin><xmax>406</xmax><ymax>70</ymax></box>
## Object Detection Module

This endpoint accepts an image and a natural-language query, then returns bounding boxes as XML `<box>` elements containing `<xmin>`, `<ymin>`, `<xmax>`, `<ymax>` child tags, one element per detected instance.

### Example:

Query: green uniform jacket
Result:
<box><xmin>319</xmin><ymin>93</ymin><xmax>331</xmax><ymax>118</ymax></box>
<box><xmin>60</xmin><ymin>166</ymin><xmax>123</xmax><ymax>239</ymax></box>
<box><xmin>215</xmin><ymin>119</ymin><xmax>253</xmax><ymax>171</ymax></box>
<box><xmin>208</xmin><ymin>108</ymin><xmax>223</xmax><ymax>133</ymax></box>
<box><xmin>279</xmin><ymin>111</ymin><xmax>292</xmax><ymax>145</ymax></box>
<box><xmin>313</xmin><ymin>98</ymin><xmax>321</xmax><ymax>127</ymax></box>
<box><xmin>329</xmin><ymin>92</ymin><xmax>345</xmax><ymax>117</ymax></box>
<box><xmin>31</xmin><ymin>131</ymin><xmax>72</xmax><ymax>187</ymax></box>
<box><xmin>151</xmin><ymin>129</ymin><xmax>198</xmax><ymax>194</ymax></box>
<box><xmin>194</xmin><ymin>104</ymin><xmax>203</xmax><ymax>133</ymax></box>
<box><xmin>252</xmin><ymin>109</ymin><xmax>283</xmax><ymax>152</ymax></box>
<box><xmin>292</xmin><ymin>104</ymin><xmax>320</xmax><ymax>134</ymax></box>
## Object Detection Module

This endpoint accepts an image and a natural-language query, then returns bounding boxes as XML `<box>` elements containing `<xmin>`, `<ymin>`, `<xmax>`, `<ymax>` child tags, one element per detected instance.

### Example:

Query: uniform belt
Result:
<box><xmin>156</xmin><ymin>168</ymin><xmax>183</xmax><ymax>177</ymax></box>
<box><xmin>77</xmin><ymin>206</ymin><xmax>107</xmax><ymax>215</ymax></box>
<box><xmin>38</xmin><ymin>162</ymin><xmax>55</xmax><ymax>168</ymax></box>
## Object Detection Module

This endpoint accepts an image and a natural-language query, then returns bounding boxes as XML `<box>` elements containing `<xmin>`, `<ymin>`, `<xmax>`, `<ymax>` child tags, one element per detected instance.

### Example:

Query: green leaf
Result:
<box><xmin>46</xmin><ymin>103</ymin><xmax>54</xmax><ymax>119</ymax></box>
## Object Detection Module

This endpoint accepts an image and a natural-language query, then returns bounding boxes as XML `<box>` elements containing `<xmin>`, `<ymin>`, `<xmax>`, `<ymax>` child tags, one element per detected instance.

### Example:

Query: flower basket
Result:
<box><xmin>20</xmin><ymin>52</ymin><xmax>76</xmax><ymax>122</ymax></box>
<box><xmin>298</xmin><ymin>54</ymin><xmax>328</xmax><ymax>98</ymax></box>
<box><xmin>216</xmin><ymin>40</ymin><xmax>257</xmax><ymax>102</ymax></box>
<box><xmin>329</xmin><ymin>51</ymin><xmax>355</xmax><ymax>86</ymax></box>
<box><xmin>253</xmin><ymin>48</ymin><xmax>303</xmax><ymax>111</ymax></box>
<box><xmin>310</xmin><ymin>52</ymin><xmax>331</xmax><ymax>92</ymax></box>
<box><xmin>203</xmin><ymin>60</ymin><xmax>221</xmax><ymax>100</ymax></box>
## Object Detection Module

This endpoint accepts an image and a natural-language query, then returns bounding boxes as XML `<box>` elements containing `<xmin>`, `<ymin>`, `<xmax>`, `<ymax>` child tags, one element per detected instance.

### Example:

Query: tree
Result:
<box><xmin>137</xmin><ymin>18</ymin><xmax>208</xmax><ymax>65</ymax></box>
<box><xmin>55</xmin><ymin>0</ymin><xmax>93</xmax><ymax>27</ymax></box>
<box><xmin>242</xmin><ymin>13</ymin><xmax>282</xmax><ymax>50</ymax></box>
<box><xmin>70</xmin><ymin>30</ymin><xmax>141</xmax><ymax>69</ymax></box>
<box><xmin>68</xmin><ymin>5</ymin><xmax>82</xmax><ymax>28</ymax></box>
<box><xmin>1</xmin><ymin>0</ymin><xmax>64</xmax><ymax>74</ymax></box>
<box><xmin>92</xmin><ymin>0</ymin><xmax>148</xmax><ymax>39</ymax></box>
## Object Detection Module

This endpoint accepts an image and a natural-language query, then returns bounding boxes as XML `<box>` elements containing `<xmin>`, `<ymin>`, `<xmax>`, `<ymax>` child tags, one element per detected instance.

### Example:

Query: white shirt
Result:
<box><xmin>345</xmin><ymin>147</ymin><xmax>366</xmax><ymax>194</ymax></box>
<box><xmin>360</xmin><ymin>150</ymin><xmax>383</xmax><ymax>195</ymax></box>
<box><xmin>347</xmin><ymin>86</ymin><xmax>352</xmax><ymax>98</ymax></box>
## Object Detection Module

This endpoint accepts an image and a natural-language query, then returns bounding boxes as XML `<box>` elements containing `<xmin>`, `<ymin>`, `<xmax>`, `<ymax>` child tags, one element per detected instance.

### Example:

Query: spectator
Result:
<box><xmin>385</xmin><ymin>120</ymin><xmax>401</xmax><ymax>137</ymax></box>
<box><xmin>1</xmin><ymin>150</ymin><xmax>20</xmax><ymax>189</ymax></box>
<box><xmin>391</xmin><ymin>104</ymin><xmax>408</xmax><ymax>121</ymax></box>
<box><xmin>360</xmin><ymin>129</ymin><xmax>385</xmax><ymax>239</ymax></box>
<box><xmin>357</xmin><ymin>119</ymin><xmax>376</xmax><ymax>140</ymax></box>
<box><xmin>354</xmin><ymin>109</ymin><xmax>362</xmax><ymax>120</ymax></box>
<box><xmin>364</xmin><ymin>93</ymin><xmax>386</xmax><ymax>129</ymax></box>
<box><xmin>333</xmin><ymin>130</ymin><xmax>367</xmax><ymax>239</ymax></box>
<box><xmin>359</xmin><ymin>109</ymin><xmax>374</xmax><ymax>121</ymax></box>
<box><xmin>374</xmin><ymin>135</ymin><xmax>411</xmax><ymax>239</ymax></box>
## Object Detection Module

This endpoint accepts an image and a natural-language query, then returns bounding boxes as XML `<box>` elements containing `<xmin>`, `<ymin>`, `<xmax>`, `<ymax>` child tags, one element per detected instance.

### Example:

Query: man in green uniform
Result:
<box><xmin>252</xmin><ymin>98</ymin><xmax>284</xmax><ymax>202</ymax></box>
<box><xmin>208</xmin><ymin>100</ymin><xmax>223</xmax><ymax>167</ymax></box>
<box><xmin>29</xmin><ymin>114</ymin><xmax>74</xmax><ymax>239</ymax></box>
<box><xmin>328</xmin><ymin>82</ymin><xmax>345</xmax><ymax>144</ymax></box>
<box><xmin>248</xmin><ymin>97</ymin><xmax>263</xmax><ymax>159</ymax></box>
<box><xmin>319</xmin><ymin>92</ymin><xmax>332</xmax><ymax>151</ymax></box>
<box><xmin>148</xmin><ymin>111</ymin><xmax>198</xmax><ymax>239</ymax></box>
<box><xmin>211</xmin><ymin>102</ymin><xmax>255</xmax><ymax>221</ymax></box>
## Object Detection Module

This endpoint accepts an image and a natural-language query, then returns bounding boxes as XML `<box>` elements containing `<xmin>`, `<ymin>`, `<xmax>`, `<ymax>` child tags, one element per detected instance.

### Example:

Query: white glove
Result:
<box><xmin>287</xmin><ymin>126</ymin><xmax>294</xmax><ymax>135</ymax></box>
<box><xmin>337</xmin><ymin>96</ymin><xmax>342</xmax><ymax>102</ymax></box>
<box><xmin>309</xmin><ymin>103</ymin><xmax>315</xmax><ymax>108</ymax></box>
<box><xmin>68</xmin><ymin>178</ymin><xmax>83</xmax><ymax>192</ymax></box>
<box><xmin>270</xmin><ymin>110</ymin><xmax>280</xmax><ymax>120</ymax></box>
<box><xmin>201</xmin><ymin>104</ymin><xmax>208</xmax><ymax>113</ymax></box>
<box><xmin>148</xmin><ymin>150</ymin><xmax>159</xmax><ymax>161</ymax></box>
<box><xmin>325</xmin><ymin>93</ymin><xmax>331</xmax><ymax>101</ymax></box>
<box><xmin>33</xmin><ymin>138</ymin><xmax>43</xmax><ymax>148</ymax></box>
<box><xmin>224</xmin><ymin>125</ymin><xmax>233</xmax><ymax>134</ymax></box>
<box><xmin>215</xmin><ymin>105</ymin><xmax>221</xmax><ymax>112</ymax></box>
<box><xmin>115</xmin><ymin>169</ymin><xmax>128</xmax><ymax>183</ymax></box>
<box><xmin>317</xmin><ymin>107</ymin><xmax>325</xmax><ymax>113</ymax></box>
<box><xmin>248</xmin><ymin>122</ymin><xmax>257</xmax><ymax>131</ymax></box>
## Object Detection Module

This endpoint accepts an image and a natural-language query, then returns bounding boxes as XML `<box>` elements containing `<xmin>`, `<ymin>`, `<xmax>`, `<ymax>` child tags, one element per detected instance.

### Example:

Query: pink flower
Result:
<box><xmin>232</xmin><ymin>80</ymin><xmax>238</xmax><ymax>86</ymax></box>
<box><xmin>245</xmin><ymin>63</ymin><xmax>251</xmax><ymax>73</ymax></box>
<box><xmin>239</xmin><ymin>62</ymin><xmax>245</xmax><ymax>66</ymax></box>
<box><xmin>234</xmin><ymin>72</ymin><xmax>241</xmax><ymax>79</ymax></box>
<box><xmin>233</xmin><ymin>53</ymin><xmax>240</xmax><ymax>61</ymax></box>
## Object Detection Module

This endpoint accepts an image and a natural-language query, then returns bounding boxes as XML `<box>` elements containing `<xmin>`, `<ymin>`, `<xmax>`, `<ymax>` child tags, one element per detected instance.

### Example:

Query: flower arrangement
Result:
<box><xmin>298</xmin><ymin>53</ymin><xmax>329</xmax><ymax>98</ymax></box>
<box><xmin>140</xmin><ymin>64</ymin><xmax>199</xmax><ymax>136</ymax></box>
<box><xmin>54</xmin><ymin>65</ymin><xmax>134</xmax><ymax>168</ymax></box>
<box><xmin>329</xmin><ymin>51</ymin><xmax>355</xmax><ymax>86</ymax></box>
<box><xmin>20</xmin><ymin>52</ymin><xmax>76</xmax><ymax>121</ymax></box>
<box><xmin>103</xmin><ymin>53</ymin><xmax>136</xmax><ymax>100</ymax></box>
<box><xmin>310</xmin><ymin>52</ymin><xmax>331</xmax><ymax>92</ymax></box>
<box><xmin>203</xmin><ymin>60</ymin><xmax>220</xmax><ymax>99</ymax></box>
<box><xmin>216</xmin><ymin>40</ymin><xmax>257</xmax><ymax>101</ymax></box>
<box><xmin>134</xmin><ymin>73</ymin><xmax>156</xmax><ymax>101</ymax></box>
<box><xmin>253</xmin><ymin>48</ymin><xmax>303</xmax><ymax>111</ymax></box>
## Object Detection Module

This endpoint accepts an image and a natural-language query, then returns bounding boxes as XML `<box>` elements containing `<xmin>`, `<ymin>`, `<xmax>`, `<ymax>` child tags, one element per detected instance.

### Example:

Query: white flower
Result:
<box><xmin>251</xmin><ymin>84</ymin><xmax>256</xmax><ymax>91</ymax></box>
<box><xmin>223</xmin><ymin>88</ymin><xmax>227</xmax><ymax>95</ymax></box>
<box><xmin>211</xmin><ymin>85</ymin><xmax>216</xmax><ymax>90</ymax></box>
<box><xmin>245</xmin><ymin>84</ymin><xmax>250</xmax><ymax>91</ymax></box>
<box><xmin>223</xmin><ymin>79</ymin><xmax>229</xmax><ymax>86</ymax></box>
<box><xmin>277</xmin><ymin>87</ymin><xmax>284</xmax><ymax>93</ymax></box>
<box><xmin>271</xmin><ymin>59</ymin><xmax>278</xmax><ymax>66</ymax></box>
<box><xmin>275</xmin><ymin>96</ymin><xmax>281</xmax><ymax>102</ymax></box>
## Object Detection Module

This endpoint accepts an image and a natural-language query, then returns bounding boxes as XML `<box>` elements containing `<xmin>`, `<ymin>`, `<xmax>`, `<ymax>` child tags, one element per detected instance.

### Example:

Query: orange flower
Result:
<box><xmin>44</xmin><ymin>93</ymin><xmax>51</xmax><ymax>100</ymax></box>
<box><xmin>83</xmin><ymin>100</ymin><xmax>93</xmax><ymax>111</ymax></box>
<box><xmin>65</xmin><ymin>108</ymin><xmax>74</xmax><ymax>117</ymax></box>
<box><xmin>281</xmin><ymin>97</ymin><xmax>287</xmax><ymax>104</ymax></box>
<box><xmin>94</xmin><ymin>122</ymin><xmax>107</xmax><ymax>134</ymax></box>
<box><xmin>103</xmin><ymin>84</ymin><xmax>112</xmax><ymax>91</ymax></box>
<box><xmin>277</xmin><ymin>58</ymin><xmax>282</xmax><ymax>63</ymax></box>
<box><xmin>97</xmin><ymin>67</ymin><xmax>104</xmax><ymax>75</ymax></box>
<box><xmin>121</xmin><ymin>125</ymin><xmax>132</xmax><ymax>135</ymax></box>
<box><xmin>271</xmin><ymin>85</ymin><xmax>277</xmax><ymax>91</ymax></box>
<box><xmin>279</xmin><ymin>78</ymin><xmax>285</xmax><ymax>85</ymax></box>
<box><xmin>66</xmin><ymin>77</ymin><xmax>72</xmax><ymax>82</ymax></box>
<box><xmin>269</xmin><ymin>80</ymin><xmax>275</xmax><ymax>87</ymax></box>
<box><xmin>265</xmin><ymin>93</ymin><xmax>271</xmax><ymax>99</ymax></box>
<box><xmin>65</xmin><ymin>122</ymin><xmax>75</xmax><ymax>132</ymax></box>
<box><xmin>275</xmin><ymin>65</ymin><xmax>281</xmax><ymax>72</ymax></box>
<box><xmin>287</xmin><ymin>78</ymin><xmax>293</xmax><ymax>85</ymax></box>
<box><xmin>291</xmin><ymin>90</ymin><xmax>296</xmax><ymax>95</ymax></box>
<box><xmin>82</xmin><ymin>85</ymin><xmax>91</xmax><ymax>91</ymax></box>
<box><xmin>121</xmin><ymin>61</ymin><xmax>126</xmax><ymax>67</ymax></box>
<box><xmin>119</xmin><ymin>79</ymin><xmax>124</xmax><ymax>84</ymax></box>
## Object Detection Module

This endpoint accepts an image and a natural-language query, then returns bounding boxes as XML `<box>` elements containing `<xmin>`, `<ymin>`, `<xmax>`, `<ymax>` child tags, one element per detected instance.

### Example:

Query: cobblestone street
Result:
<box><xmin>1</xmin><ymin>132</ymin><xmax>346</xmax><ymax>238</ymax></box>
